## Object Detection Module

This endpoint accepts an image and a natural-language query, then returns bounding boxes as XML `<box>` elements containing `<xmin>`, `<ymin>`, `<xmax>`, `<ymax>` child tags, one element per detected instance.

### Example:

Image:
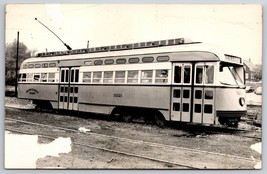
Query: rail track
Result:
<box><xmin>5</xmin><ymin>126</ymin><xmax>192</xmax><ymax>169</ymax></box>
<box><xmin>5</xmin><ymin>116</ymin><xmax>260</xmax><ymax>169</ymax></box>
<box><xmin>167</xmin><ymin>121</ymin><xmax>262</xmax><ymax>140</ymax></box>
<box><xmin>5</xmin><ymin>104</ymin><xmax>262</xmax><ymax>140</ymax></box>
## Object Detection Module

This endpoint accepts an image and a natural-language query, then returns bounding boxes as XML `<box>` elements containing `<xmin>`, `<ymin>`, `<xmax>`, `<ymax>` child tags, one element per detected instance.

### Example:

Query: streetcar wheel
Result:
<box><xmin>53</xmin><ymin>109</ymin><xmax>60</xmax><ymax>114</ymax></box>
<box><xmin>155</xmin><ymin>114</ymin><xmax>166</xmax><ymax>127</ymax></box>
<box><xmin>122</xmin><ymin>114</ymin><xmax>132</xmax><ymax>122</ymax></box>
<box><xmin>110</xmin><ymin>110</ymin><xmax>121</xmax><ymax>121</ymax></box>
<box><xmin>35</xmin><ymin>105</ymin><xmax>42</xmax><ymax>112</ymax></box>
<box><xmin>229</xmin><ymin>121</ymin><xmax>239</xmax><ymax>128</ymax></box>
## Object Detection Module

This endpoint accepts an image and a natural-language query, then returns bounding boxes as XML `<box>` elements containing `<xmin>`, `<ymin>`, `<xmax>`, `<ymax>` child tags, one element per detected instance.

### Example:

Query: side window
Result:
<box><xmin>35</xmin><ymin>64</ymin><xmax>41</xmax><ymax>68</ymax></box>
<box><xmin>26</xmin><ymin>73</ymin><xmax>33</xmax><ymax>82</ymax></box>
<box><xmin>103</xmin><ymin>71</ymin><xmax>114</xmax><ymax>83</ymax></box>
<box><xmin>93</xmin><ymin>72</ymin><xmax>102</xmax><ymax>83</ymax></box>
<box><xmin>155</xmin><ymin>70</ymin><xmax>168</xmax><ymax>83</ymax></box>
<box><xmin>48</xmin><ymin>73</ymin><xmax>55</xmax><ymax>82</ymax></box>
<box><xmin>115</xmin><ymin>71</ymin><xmax>126</xmax><ymax>83</ymax></box>
<box><xmin>83</xmin><ymin>72</ymin><xmax>92</xmax><ymax>83</ymax></box>
<box><xmin>205</xmin><ymin>65</ymin><xmax>214</xmax><ymax>84</ymax></box>
<box><xmin>141</xmin><ymin>70</ymin><xmax>153</xmax><ymax>83</ymax></box>
<box><xmin>28</xmin><ymin>64</ymin><xmax>34</xmax><ymax>68</ymax></box>
<box><xmin>41</xmin><ymin>73</ymin><xmax>47</xmax><ymax>82</ymax></box>
<box><xmin>42</xmin><ymin>63</ymin><xmax>48</xmax><ymax>68</ymax></box>
<box><xmin>174</xmin><ymin>65</ymin><xmax>181</xmax><ymax>83</ymax></box>
<box><xmin>49</xmin><ymin>63</ymin><xmax>56</xmax><ymax>67</ymax></box>
<box><xmin>20</xmin><ymin>73</ymin><xmax>27</xmax><ymax>82</ymax></box>
<box><xmin>196</xmin><ymin>66</ymin><xmax>204</xmax><ymax>84</ymax></box>
<box><xmin>33</xmin><ymin>74</ymin><xmax>40</xmax><ymax>82</ymax></box>
<box><xmin>127</xmin><ymin>70</ymin><xmax>139</xmax><ymax>83</ymax></box>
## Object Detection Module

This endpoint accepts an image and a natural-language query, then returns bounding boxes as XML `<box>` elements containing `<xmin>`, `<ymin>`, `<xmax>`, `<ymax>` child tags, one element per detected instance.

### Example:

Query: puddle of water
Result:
<box><xmin>5</xmin><ymin>131</ymin><xmax>72</xmax><ymax>169</ymax></box>
<box><xmin>250</xmin><ymin>142</ymin><xmax>262</xmax><ymax>169</ymax></box>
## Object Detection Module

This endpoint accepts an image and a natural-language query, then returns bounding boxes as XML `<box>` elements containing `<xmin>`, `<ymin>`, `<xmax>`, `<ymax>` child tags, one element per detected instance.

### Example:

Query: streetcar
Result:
<box><xmin>18</xmin><ymin>38</ymin><xmax>247</xmax><ymax>127</ymax></box>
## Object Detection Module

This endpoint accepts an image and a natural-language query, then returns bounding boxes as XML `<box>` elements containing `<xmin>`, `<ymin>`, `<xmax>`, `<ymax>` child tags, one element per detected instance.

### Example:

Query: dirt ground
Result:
<box><xmin>4</xmin><ymin>96</ymin><xmax>262</xmax><ymax>169</ymax></box>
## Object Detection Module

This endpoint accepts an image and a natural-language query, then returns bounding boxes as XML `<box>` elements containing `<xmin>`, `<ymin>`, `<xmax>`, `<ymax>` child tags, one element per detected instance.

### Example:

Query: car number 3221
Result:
<box><xmin>113</xmin><ymin>94</ymin><xmax>122</xmax><ymax>98</ymax></box>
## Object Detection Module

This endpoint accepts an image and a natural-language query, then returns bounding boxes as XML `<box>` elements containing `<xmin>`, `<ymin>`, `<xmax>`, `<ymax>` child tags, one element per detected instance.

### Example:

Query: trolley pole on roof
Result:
<box><xmin>15</xmin><ymin>31</ymin><xmax>19</xmax><ymax>97</ymax></box>
<box><xmin>35</xmin><ymin>18</ymin><xmax>72</xmax><ymax>50</ymax></box>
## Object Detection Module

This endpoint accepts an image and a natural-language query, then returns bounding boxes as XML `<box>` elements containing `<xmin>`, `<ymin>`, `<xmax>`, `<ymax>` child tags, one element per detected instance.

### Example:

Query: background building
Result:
<box><xmin>243</xmin><ymin>59</ymin><xmax>258</xmax><ymax>82</ymax></box>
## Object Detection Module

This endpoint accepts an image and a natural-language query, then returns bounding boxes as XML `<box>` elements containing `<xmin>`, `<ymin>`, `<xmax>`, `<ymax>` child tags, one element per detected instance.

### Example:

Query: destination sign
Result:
<box><xmin>224</xmin><ymin>55</ymin><xmax>241</xmax><ymax>64</ymax></box>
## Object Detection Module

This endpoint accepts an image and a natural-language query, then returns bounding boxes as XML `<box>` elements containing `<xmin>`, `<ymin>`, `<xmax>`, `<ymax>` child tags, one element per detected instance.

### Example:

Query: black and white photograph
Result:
<box><xmin>4</xmin><ymin>4</ymin><xmax>262</xmax><ymax>169</ymax></box>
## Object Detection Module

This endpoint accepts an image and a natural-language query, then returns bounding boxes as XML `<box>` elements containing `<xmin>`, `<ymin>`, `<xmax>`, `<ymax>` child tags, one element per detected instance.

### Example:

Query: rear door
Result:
<box><xmin>59</xmin><ymin>68</ymin><xmax>69</xmax><ymax>109</ymax></box>
<box><xmin>69</xmin><ymin>67</ymin><xmax>79</xmax><ymax>110</ymax></box>
<box><xmin>171</xmin><ymin>63</ymin><xmax>192</xmax><ymax>122</ymax></box>
<box><xmin>59</xmin><ymin>67</ymin><xmax>80</xmax><ymax>110</ymax></box>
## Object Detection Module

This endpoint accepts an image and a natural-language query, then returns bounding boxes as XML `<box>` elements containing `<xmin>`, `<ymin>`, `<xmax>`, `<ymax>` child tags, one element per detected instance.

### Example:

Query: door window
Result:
<box><xmin>183</xmin><ymin>65</ymin><xmax>191</xmax><ymax>84</ymax></box>
<box><xmin>205</xmin><ymin>65</ymin><xmax>214</xmax><ymax>84</ymax></box>
<box><xmin>196</xmin><ymin>66</ymin><xmax>204</xmax><ymax>84</ymax></box>
<box><xmin>174</xmin><ymin>65</ymin><xmax>182</xmax><ymax>83</ymax></box>
<box><xmin>173</xmin><ymin>64</ymin><xmax>191</xmax><ymax>84</ymax></box>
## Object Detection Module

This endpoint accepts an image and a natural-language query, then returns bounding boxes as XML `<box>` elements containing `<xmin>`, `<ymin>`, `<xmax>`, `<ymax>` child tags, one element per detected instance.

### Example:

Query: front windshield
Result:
<box><xmin>219</xmin><ymin>64</ymin><xmax>245</xmax><ymax>87</ymax></box>
<box><xmin>229</xmin><ymin>67</ymin><xmax>244</xmax><ymax>87</ymax></box>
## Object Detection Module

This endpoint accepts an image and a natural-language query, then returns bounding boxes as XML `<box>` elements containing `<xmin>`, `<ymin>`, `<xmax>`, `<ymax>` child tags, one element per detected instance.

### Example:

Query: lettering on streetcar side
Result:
<box><xmin>113</xmin><ymin>93</ymin><xmax>122</xmax><ymax>98</ymax></box>
<box><xmin>26</xmin><ymin>88</ymin><xmax>39</xmax><ymax>95</ymax></box>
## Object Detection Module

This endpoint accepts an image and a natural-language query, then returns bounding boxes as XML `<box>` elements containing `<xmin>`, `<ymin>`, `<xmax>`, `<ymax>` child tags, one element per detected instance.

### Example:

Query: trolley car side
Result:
<box><xmin>18</xmin><ymin>38</ymin><xmax>247</xmax><ymax>127</ymax></box>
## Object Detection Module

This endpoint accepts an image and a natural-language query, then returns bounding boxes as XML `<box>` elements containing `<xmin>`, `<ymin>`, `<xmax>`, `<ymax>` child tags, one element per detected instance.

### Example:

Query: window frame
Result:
<box><xmin>127</xmin><ymin>70</ymin><xmax>139</xmax><ymax>84</ymax></box>
<box><xmin>41</xmin><ymin>73</ymin><xmax>48</xmax><ymax>82</ymax></box>
<box><xmin>155</xmin><ymin>69</ymin><xmax>169</xmax><ymax>84</ymax></box>
<box><xmin>33</xmin><ymin>73</ymin><xmax>41</xmax><ymax>82</ymax></box>
<box><xmin>140</xmin><ymin>70</ymin><xmax>153</xmax><ymax>84</ymax></box>
<box><xmin>92</xmin><ymin>71</ymin><xmax>102</xmax><ymax>83</ymax></box>
<box><xmin>103</xmin><ymin>71</ymin><xmax>114</xmax><ymax>83</ymax></box>
<box><xmin>83</xmin><ymin>72</ymin><xmax>92</xmax><ymax>83</ymax></box>
<box><xmin>48</xmin><ymin>73</ymin><xmax>56</xmax><ymax>82</ymax></box>
<box><xmin>115</xmin><ymin>71</ymin><xmax>126</xmax><ymax>83</ymax></box>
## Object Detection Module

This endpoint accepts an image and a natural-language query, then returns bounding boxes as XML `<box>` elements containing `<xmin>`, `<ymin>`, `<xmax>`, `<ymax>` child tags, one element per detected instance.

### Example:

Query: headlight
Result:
<box><xmin>239</xmin><ymin>97</ymin><xmax>245</xmax><ymax>106</ymax></box>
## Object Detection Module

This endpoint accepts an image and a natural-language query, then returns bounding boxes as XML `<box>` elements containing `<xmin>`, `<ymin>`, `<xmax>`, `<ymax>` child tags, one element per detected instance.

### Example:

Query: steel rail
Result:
<box><xmin>5</xmin><ymin>127</ymin><xmax>195</xmax><ymax>169</ymax></box>
<box><xmin>5</xmin><ymin>117</ymin><xmax>260</xmax><ymax>163</ymax></box>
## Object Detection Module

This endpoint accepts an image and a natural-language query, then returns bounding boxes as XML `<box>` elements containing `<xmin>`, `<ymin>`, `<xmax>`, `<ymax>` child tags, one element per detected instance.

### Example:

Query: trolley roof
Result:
<box><xmin>24</xmin><ymin>38</ymin><xmax>243</xmax><ymax>65</ymax></box>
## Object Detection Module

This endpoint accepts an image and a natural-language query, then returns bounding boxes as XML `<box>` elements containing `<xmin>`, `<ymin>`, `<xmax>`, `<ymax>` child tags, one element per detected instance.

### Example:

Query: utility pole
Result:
<box><xmin>15</xmin><ymin>31</ymin><xmax>19</xmax><ymax>97</ymax></box>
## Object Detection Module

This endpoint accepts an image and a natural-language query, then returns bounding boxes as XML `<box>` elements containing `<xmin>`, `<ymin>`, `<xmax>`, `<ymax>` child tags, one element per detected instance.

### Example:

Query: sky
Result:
<box><xmin>5</xmin><ymin>4</ymin><xmax>262</xmax><ymax>64</ymax></box>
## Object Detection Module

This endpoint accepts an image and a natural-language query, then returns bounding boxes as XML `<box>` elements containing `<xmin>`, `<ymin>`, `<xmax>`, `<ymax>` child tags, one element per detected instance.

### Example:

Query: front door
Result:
<box><xmin>171</xmin><ymin>62</ymin><xmax>216</xmax><ymax>124</ymax></box>
<box><xmin>193</xmin><ymin>63</ymin><xmax>216</xmax><ymax>124</ymax></box>
<box><xmin>59</xmin><ymin>67</ymin><xmax>79</xmax><ymax>110</ymax></box>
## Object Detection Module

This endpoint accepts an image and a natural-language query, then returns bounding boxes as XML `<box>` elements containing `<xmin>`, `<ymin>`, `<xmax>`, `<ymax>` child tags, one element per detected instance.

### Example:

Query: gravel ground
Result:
<box><xmin>4</xmin><ymin>96</ymin><xmax>262</xmax><ymax>169</ymax></box>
